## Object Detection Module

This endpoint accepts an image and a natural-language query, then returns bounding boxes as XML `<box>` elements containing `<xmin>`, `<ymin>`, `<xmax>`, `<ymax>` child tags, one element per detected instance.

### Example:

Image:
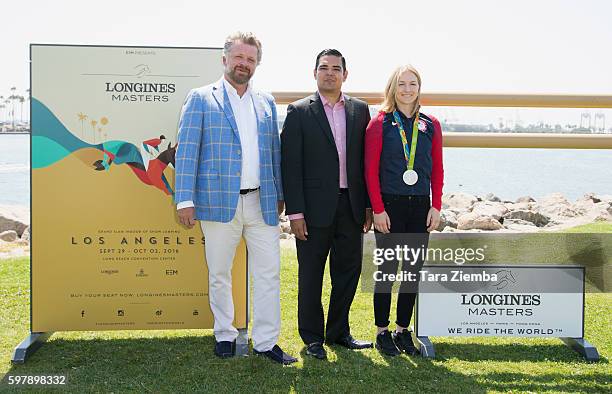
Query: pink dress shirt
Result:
<box><xmin>288</xmin><ymin>92</ymin><xmax>348</xmax><ymax>221</ymax></box>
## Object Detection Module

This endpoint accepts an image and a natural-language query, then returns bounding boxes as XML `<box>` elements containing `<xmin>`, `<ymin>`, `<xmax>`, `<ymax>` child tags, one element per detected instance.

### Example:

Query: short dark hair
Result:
<box><xmin>315</xmin><ymin>49</ymin><xmax>346</xmax><ymax>71</ymax></box>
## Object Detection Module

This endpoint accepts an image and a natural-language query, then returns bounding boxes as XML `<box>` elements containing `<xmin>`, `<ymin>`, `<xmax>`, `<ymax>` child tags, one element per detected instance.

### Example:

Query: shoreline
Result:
<box><xmin>1</xmin><ymin>191</ymin><xmax>611</xmax><ymax>259</ymax></box>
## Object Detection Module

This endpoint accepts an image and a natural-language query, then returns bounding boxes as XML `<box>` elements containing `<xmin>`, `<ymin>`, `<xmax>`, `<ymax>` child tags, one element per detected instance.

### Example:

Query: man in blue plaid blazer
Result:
<box><xmin>174</xmin><ymin>32</ymin><xmax>296</xmax><ymax>365</ymax></box>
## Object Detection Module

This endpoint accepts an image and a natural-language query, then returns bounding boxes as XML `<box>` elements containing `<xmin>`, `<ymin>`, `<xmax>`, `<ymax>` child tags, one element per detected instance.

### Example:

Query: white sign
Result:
<box><xmin>416</xmin><ymin>266</ymin><xmax>583</xmax><ymax>338</ymax></box>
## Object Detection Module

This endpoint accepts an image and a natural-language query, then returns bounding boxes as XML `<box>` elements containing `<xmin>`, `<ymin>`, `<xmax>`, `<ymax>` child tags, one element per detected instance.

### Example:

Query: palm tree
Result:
<box><xmin>90</xmin><ymin>119</ymin><xmax>98</xmax><ymax>143</ymax></box>
<box><xmin>4</xmin><ymin>100</ymin><xmax>9</xmax><ymax>123</ymax></box>
<box><xmin>26</xmin><ymin>89</ymin><xmax>30</xmax><ymax>129</ymax></box>
<box><xmin>18</xmin><ymin>96</ymin><xmax>25</xmax><ymax>123</ymax></box>
<box><xmin>5</xmin><ymin>100</ymin><xmax>11</xmax><ymax>130</ymax></box>
<box><xmin>77</xmin><ymin>113</ymin><xmax>87</xmax><ymax>139</ymax></box>
<box><xmin>99</xmin><ymin>117</ymin><xmax>108</xmax><ymax>142</ymax></box>
<box><xmin>10</xmin><ymin>87</ymin><xmax>16</xmax><ymax>130</ymax></box>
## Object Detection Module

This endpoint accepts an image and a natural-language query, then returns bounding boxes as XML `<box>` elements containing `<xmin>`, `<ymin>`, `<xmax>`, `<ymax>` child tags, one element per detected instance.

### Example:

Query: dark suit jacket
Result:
<box><xmin>281</xmin><ymin>92</ymin><xmax>371</xmax><ymax>227</ymax></box>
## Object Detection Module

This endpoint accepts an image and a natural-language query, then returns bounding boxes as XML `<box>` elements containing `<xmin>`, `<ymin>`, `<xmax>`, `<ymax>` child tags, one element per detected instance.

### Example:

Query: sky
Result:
<box><xmin>1</xmin><ymin>0</ymin><xmax>611</xmax><ymax>125</ymax></box>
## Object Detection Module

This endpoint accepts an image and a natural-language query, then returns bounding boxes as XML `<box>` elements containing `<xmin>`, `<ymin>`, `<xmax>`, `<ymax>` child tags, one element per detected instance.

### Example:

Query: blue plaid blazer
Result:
<box><xmin>174</xmin><ymin>78</ymin><xmax>283</xmax><ymax>226</ymax></box>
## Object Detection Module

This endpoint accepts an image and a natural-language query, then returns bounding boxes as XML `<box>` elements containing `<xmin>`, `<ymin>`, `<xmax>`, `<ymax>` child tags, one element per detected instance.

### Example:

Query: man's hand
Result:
<box><xmin>277</xmin><ymin>200</ymin><xmax>285</xmax><ymax>216</ymax></box>
<box><xmin>373</xmin><ymin>211</ymin><xmax>391</xmax><ymax>233</ymax></box>
<box><xmin>290</xmin><ymin>218</ymin><xmax>308</xmax><ymax>241</ymax></box>
<box><xmin>178</xmin><ymin>207</ymin><xmax>196</xmax><ymax>229</ymax></box>
<box><xmin>363</xmin><ymin>208</ymin><xmax>373</xmax><ymax>233</ymax></box>
<box><xmin>426</xmin><ymin>207</ymin><xmax>441</xmax><ymax>232</ymax></box>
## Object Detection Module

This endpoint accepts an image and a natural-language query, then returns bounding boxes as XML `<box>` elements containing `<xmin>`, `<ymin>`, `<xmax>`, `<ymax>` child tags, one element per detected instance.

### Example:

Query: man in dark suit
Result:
<box><xmin>281</xmin><ymin>49</ymin><xmax>373</xmax><ymax>360</ymax></box>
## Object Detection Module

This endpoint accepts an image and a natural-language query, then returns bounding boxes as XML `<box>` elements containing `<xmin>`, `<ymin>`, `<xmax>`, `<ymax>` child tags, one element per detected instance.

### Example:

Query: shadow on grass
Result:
<box><xmin>326</xmin><ymin>345</ymin><xmax>487</xmax><ymax>393</ymax></box>
<box><xmin>3</xmin><ymin>333</ymin><xmax>482</xmax><ymax>393</ymax></box>
<box><xmin>432</xmin><ymin>342</ymin><xmax>608</xmax><ymax>363</ymax></box>
<box><xmin>475</xmin><ymin>371</ymin><xmax>612</xmax><ymax>393</ymax></box>
<box><xmin>4</xmin><ymin>334</ymin><xmax>609</xmax><ymax>393</ymax></box>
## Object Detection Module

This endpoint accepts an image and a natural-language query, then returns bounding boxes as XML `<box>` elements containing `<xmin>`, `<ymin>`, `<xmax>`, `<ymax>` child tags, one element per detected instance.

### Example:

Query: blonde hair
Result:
<box><xmin>380</xmin><ymin>65</ymin><xmax>422</xmax><ymax>115</ymax></box>
<box><xmin>223</xmin><ymin>31</ymin><xmax>262</xmax><ymax>64</ymax></box>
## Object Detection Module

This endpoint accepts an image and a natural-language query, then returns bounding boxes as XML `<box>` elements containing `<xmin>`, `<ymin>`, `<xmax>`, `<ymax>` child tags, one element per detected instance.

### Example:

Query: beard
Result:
<box><xmin>227</xmin><ymin>65</ymin><xmax>252</xmax><ymax>85</ymax></box>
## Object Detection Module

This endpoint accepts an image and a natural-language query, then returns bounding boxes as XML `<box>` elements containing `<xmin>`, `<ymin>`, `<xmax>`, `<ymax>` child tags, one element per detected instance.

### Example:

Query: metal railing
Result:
<box><xmin>271</xmin><ymin>92</ymin><xmax>612</xmax><ymax>149</ymax></box>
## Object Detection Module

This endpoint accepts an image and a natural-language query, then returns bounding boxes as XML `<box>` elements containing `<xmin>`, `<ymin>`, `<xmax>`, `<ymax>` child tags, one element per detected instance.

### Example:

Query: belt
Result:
<box><xmin>338</xmin><ymin>188</ymin><xmax>349</xmax><ymax>194</ymax></box>
<box><xmin>382</xmin><ymin>193</ymin><xmax>430</xmax><ymax>201</ymax></box>
<box><xmin>240</xmin><ymin>187</ymin><xmax>259</xmax><ymax>195</ymax></box>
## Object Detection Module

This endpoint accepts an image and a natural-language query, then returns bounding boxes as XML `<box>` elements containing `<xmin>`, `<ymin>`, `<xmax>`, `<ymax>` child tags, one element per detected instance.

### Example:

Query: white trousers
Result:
<box><xmin>200</xmin><ymin>190</ymin><xmax>280</xmax><ymax>352</ymax></box>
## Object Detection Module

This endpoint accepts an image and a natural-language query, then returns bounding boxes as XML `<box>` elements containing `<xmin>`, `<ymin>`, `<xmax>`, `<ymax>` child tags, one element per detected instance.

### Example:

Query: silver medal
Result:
<box><xmin>403</xmin><ymin>170</ymin><xmax>418</xmax><ymax>185</ymax></box>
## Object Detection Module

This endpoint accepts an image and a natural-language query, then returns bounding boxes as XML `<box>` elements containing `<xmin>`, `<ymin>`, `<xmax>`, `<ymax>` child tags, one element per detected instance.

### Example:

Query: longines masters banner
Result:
<box><xmin>30</xmin><ymin>44</ymin><xmax>247</xmax><ymax>332</ymax></box>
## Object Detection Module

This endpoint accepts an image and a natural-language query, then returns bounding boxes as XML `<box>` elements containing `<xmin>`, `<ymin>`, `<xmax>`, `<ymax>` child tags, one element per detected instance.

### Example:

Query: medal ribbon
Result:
<box><xmin>393</xmin><ymin>110</ymin><xmax>420</xmax><ymax>171</ymax></box>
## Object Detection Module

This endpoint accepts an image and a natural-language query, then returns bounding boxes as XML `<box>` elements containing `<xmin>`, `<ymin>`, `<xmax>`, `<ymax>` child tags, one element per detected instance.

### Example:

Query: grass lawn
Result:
<box><xmin>1</xmin><ymin>221</ymin><xmax>611</xmax><ymax>392</ymax></box>
<box><xmin>563</xmin><ymin>222</ymin><xmax>612</xmax><ymax>233</ymax></box>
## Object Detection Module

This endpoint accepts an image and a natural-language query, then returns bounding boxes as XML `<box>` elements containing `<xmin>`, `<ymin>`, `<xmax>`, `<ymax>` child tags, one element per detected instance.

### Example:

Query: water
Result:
<box><xmin>443</xmin><ymin>148</ymin><xmax>612</xmax><ymax>201</ymax></box>
<box><xmin>0</xmin><ymin>134</ymin><xmax>611</xmax><ymax>207</ymax></box>
<box><xmin>0</xmin><ymin>134</ymin><xmax>29</xmax><ymax>206</ymax></box>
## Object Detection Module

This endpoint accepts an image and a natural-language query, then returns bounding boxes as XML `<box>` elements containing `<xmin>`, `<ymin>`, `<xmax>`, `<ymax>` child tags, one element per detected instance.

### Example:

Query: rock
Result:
<box><xmin>590</xmin><ymin>202</ymin><xmax>612</xmax><ymax>222</ymax></box>
<box><xmin>574</xmin><ymin>200</ymin><xmax>612</xmax><ymax>219</ymax></box>
<box><xmin>546</xmin><ymin>205</ymin><xmax>579</xmax><ymax>218</ymax></box>
<box><xmin>504</xmin><ymin>210</ymin><xmax>550</xmax><ymax>227</ymax></box>
<box><xmin>443</xmin><ymin>192</ymin><xmax>478</xmax><ymax>210</ymax></box>
<box><xmin>471</xmin><ymin>201</ymin><xmax>508</xmax><ymax>220</ymax></box>
<box><xmin>581</xmin><ymin>193</ymin><xmax>602</xmax><ymax>204</ymax></box>
<box><xmin>539</xmin><ymin>192</ymin><xmax>570</xmax><ymax>206</ymax></box>
<box><xmin>598</xmin><ymin>194</ymin><xmax>612</xmax><ymax>204</ymax></box>
<box><xmin>447</xmin><ymin>208</ymin><xmax>468</xmax><ymax>216</ymax></box>
<box><xmin>516</xmin><ymin>196</ymin><xmax>536</xmax><ymax>203</ymax></box>
<box><xmin>484</xmin><ymin>193</ymin><xmax>501</xmax><ymax>202</ymax></box>
<box><xmin>537</xmin><ymin>193</ymin><xmax>577</xmax><ymax>218</ymax></box>
<box><xmin>573</xmin><ymin>199</ymin><xmax>595</xmax><ymax>216</ymax></box>
<box><xmin>594</xmin><ymin>212</ymin><xmax>612</xmax><ymax>222</ymax></box>
<box><xmin>504</xmin><ymin>202</ymin><xmax>533</xmax><ymax>212</ymax></box>
<box><xmin>503</xmin><ymin>218</ymin><xmax>536</xmax><ymax>227</ymax></box>
<box><xmin>0</xmin><ymin>206</ymin><xmax>29</xmax><ymax>237</ymax></box>
<box><xmin>21</xmin><ymin>226</ymin><xmax>30</xmax><ymax>243</ymax></box>
<box><xmin>437</xmin><ymin>210</ymin><xmax>458</xmax><ymax>231</ymax></box>
<box><xmin>457</xmin><ymin>212</ymin><xmax>503</xmax><ymax>231</ymax></box>
<box><xmin>441</xmin><ymin>226</ymin><xmax>456</xmax><ymax>232</ymax></box>
<box><xmin>504</xmin><ymin>223</ymin><xmax>541</xmax><ymax>233</ymax></box>
<box><xmin>0</xmin><ymin>230</ymin><xmax>18</xmax><ymax>242</ymax></box>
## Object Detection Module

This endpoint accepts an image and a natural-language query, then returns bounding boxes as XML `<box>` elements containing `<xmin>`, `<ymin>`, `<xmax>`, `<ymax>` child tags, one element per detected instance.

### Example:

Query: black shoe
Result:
<box><xmin>214</xmin><ymin>340</ymin><xmax>235</xmax><ymax>358</ymax></box>
<box><xmin>305</xmin><ymin>342</ymin><xmax>327</xmax><ymax>359</ymax></box>
<box><xmin>392</xmin><ymin>329</ymin><xmax>418</xmax><ymax>355</ymax></box>
<box><xmin>376</xmin><ymin>331</ymin><xmax>400</xmax><ymax>356</ymax></box>
<box><xmin>254</xmin><ymin>344</ymin><xmax>298</xmax><ymax>365</ymax></box>
<box><xmin>334</xmin><ymin>335</ymin><xmax>374</xmax><ymax>350</ymax></box>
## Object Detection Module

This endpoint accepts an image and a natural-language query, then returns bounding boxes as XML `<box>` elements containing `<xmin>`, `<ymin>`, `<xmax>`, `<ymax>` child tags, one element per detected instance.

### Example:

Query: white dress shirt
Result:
<box><xmin>222</xmin><ymin>77</ymin><xmax>260</xmax><ymax>189</ymax></box>
<box><xmin>177</xmin><ymin>76</ymin><xmax>260</xmax><ymax>210</ymax></box>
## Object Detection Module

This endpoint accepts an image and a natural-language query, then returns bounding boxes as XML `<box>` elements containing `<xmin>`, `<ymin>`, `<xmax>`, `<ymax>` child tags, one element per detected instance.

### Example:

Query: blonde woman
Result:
<box><xmin>364</xmin><ymin>65</ymin><xmax>444</xmax><ymax>356</ymax></box>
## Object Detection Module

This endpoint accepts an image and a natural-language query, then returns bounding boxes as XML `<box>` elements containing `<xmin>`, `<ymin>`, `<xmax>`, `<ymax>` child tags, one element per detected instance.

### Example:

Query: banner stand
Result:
<box><xmin>12</xmin><ymin>328</ymin><xmax>251</xmax><ymax>363</ymax></box>
<box><xmin>411</xmin><ymin>332</ymin><xmax>435</xmax><ymax>358</ymax></box>
<box><xmin>11</xmin><ymin>332</ymin><xmax>53</xmax><ymax>364</ymax></box>
<box><xmin>560</xmin><ymin>337</ymin><xmax>600</xmax><ymax>361</ymax></box>
<box><xmin>236</xmin><ymin>328</ymin><xmax>249</xmax><ymax>356</ymax></box>
<box><xmin>414</xmin><ymin>289</ymin><xmax>600</xmax><ymax>363</ymax></box>
<box><xmin>413</xmin><ymin>333</ymin><xmax>599</xmax><ymax>362</ymax></box>
<box><xmin>413</xmin><ymin>266</ymin><xmax>601</xmax><ymax>362</ymax></box>
<box><xmin>20</xmin><ymin>44</ymin><xmax>251</xmax><ymax>364</ymax></box>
